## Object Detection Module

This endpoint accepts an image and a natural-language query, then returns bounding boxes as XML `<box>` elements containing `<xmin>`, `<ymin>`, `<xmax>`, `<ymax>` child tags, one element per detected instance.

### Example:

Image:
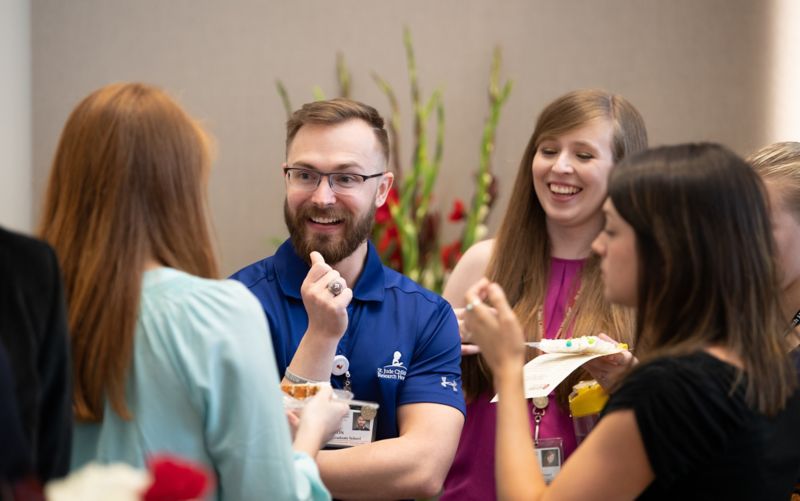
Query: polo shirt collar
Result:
<box><xmin>274</xmin><ymin>239</ymin><xmax>385</xmax><ymax>303</ymax></box>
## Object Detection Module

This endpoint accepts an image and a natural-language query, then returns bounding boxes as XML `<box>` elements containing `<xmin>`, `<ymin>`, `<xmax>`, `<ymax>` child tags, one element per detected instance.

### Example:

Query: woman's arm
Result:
<box><xmin>464</xmin><ymin>280</ymin><xmax>654</xmax><ymax>500</ymax></box>
<box><xmin>195</xmin><ymin>281</ymin><xmax>335</xmax><ymax>501</ymax></box>
<box><xmin>443</xmin><ymin>239</ymin><xmax>494</xmax><ymax>356</ymax></box>
<box><xmin>442</xmin><ymin>239</ymin><xmax>494</xmax><ymax>308</ymax></box>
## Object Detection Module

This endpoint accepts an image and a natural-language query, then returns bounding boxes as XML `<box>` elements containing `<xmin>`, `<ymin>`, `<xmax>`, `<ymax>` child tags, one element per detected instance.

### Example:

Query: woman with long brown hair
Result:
<box><xmin>464</xmin><ymin>143</ymin><xmax>800</xmax><ymax>499</ymax></box>
<box><xmin>39</xmin><ymin>82</ymin><xmax>347</xmax><ymax>500</ymax></box>
<box><xmin>442</xmin><ymin>89</ymin><xmax>647</xmax><ymax>500</ymax></box>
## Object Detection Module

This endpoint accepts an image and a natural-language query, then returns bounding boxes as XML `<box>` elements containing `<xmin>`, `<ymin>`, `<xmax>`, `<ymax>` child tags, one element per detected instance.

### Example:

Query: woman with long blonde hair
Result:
<box><xmin>442</xmin><ymin>89</ymin><xmax>647</xmax><ymax>500</ymax></box>
<box><xmin>748</xmin><ymin>142</ymin><xmax>800</xmax><ymax>360</ymax></box>
<box><xmin>748</xmin><ymin>142</ymin><xmax>800</xmax><ymax>498</ymax></box>
<box><xmin>40</xmin><ymin>82</ymin><xmax>347</xmax><ymax>500</ymax></box>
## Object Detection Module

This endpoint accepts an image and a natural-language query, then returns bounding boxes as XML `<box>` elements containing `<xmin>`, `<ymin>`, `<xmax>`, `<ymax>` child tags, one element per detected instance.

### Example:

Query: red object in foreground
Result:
<box><xmin>143</xmin><ymin>455</ymin><xmax>214</xmax><ymax>501</ymax></box>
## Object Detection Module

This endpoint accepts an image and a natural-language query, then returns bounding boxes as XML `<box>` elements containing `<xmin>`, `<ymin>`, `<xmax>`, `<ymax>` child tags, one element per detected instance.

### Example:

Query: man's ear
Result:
<box><xmin>375</xmin><ymin>172</ymin><xmax>395</xmax><ymax>207</ymax></box>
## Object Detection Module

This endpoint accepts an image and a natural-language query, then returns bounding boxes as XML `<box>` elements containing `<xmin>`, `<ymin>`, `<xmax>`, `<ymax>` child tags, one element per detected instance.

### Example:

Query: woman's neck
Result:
<box><xmin>144</xmin><ymin>258</ymin><xmax>162</xmax><ymax>271</ymax></box>
<box><xmin>546</xmin><ymin>216</ymin><xmax>603</xmax><ymax>260</ymax></box>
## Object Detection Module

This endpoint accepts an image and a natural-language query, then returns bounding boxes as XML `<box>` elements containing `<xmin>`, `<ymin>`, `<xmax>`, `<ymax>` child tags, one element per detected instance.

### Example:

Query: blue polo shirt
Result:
<box><xmin>231</xmin><ymin>239</ymin><xmax>465</xmax><ymax>440</ymax></box>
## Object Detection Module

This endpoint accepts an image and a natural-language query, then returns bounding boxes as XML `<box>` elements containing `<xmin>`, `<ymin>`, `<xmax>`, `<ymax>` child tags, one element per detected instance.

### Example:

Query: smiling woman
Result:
<box><xmin>532</xmin><ymin>118</ymin><xmax>615</xmax><ymax>233</ymax></box>
<box><xmin>441</xmin><ymin>89</ymin><xmax>648</xmax><ymax>501</ymax></box>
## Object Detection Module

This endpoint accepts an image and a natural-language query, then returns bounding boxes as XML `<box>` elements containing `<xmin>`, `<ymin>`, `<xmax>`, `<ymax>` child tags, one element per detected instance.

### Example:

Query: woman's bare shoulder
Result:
<box><xmin>442</xmin><ymin>239</ymin><xmax>495</xmax><ymax>307</ymax></box>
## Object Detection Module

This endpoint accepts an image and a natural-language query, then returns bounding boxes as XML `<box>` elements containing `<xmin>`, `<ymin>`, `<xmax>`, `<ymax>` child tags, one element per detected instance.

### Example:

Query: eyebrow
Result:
<box><xmin>538</xmin><ymin>138</ymin><xmax>601</xmax><ymax>150</ymax></box>
<box><xmin>289</xmin><ymin>162</ymin><xmax>365</xmax><ymax>172</ymax></box>
<box><xmin>567</xmin><ymin>141</ymin><xmax>602</xmax><ymax>152</ymax></box>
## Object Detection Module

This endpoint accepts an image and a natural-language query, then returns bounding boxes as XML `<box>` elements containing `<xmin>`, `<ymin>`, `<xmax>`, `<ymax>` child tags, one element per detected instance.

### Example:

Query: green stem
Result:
<box><xmin>461</xmin><ymin>47</ymin><xmax>512</xmax><ymax>253</ymax></box>
<box><xmin>337</xmin><ymin>52</ymin><xmax>351</xmax><ymax>98</ymax></box>
<box><xmin>276</xmin><ymin>80</ymin><xmax>292</xmax><ymax>119</ymax></box>
<box><xmin>372</xmin><ymin>72</ymin><xmax>403</xmax><ymax>182</ymax></box>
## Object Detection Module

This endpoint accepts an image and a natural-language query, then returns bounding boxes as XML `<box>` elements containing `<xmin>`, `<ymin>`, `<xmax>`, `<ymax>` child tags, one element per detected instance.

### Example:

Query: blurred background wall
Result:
<box><xmin>2</xmin><ymin>0</ymin><xmax>796</xmax><ymax>274</ymax></box>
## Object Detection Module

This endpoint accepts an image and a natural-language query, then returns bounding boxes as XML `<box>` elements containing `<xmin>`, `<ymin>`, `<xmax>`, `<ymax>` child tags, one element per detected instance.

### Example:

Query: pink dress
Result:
<box><xmin>442</xmin><ymin>257</ymin><xmax>584</xmax><ymax>501</ymax></box>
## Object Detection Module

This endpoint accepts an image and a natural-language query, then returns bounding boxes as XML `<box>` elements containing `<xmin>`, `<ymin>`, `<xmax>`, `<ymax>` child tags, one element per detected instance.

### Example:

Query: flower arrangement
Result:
<box><xmin>277</xmin><ymin>28</ymin><xmax>511</xmax><ymax>293</ymax></box>
<box><xmin>45</xmin><ymin>455</ymin><xmax>213</xmax><ymax>501</ymax></box>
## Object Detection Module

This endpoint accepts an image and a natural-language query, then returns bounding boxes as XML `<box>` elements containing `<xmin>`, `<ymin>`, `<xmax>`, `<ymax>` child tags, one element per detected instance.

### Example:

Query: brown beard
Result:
<box><xmin>284</xmin><ymin>198</ymin><xmax>376</xmax><ymax>265</ymax></box>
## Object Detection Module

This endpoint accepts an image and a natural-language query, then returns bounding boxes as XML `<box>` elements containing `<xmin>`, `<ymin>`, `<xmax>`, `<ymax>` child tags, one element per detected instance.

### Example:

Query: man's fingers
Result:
<box><xmin>310</xmin><ymin>251</ymin><xmax>325</xmax><ymax>266</ymax></box>
<box><xmin>333</xmin><ymin>287</ymin><xmax>353</xmax><ymax>307</ymax></box>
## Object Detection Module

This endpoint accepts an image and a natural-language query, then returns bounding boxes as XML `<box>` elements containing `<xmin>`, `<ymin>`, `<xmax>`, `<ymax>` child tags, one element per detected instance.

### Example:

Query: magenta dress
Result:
<box><xmin>442</xmin><ymin>257</ymin><xmax>584</xmax><ymax>501</ymax></box>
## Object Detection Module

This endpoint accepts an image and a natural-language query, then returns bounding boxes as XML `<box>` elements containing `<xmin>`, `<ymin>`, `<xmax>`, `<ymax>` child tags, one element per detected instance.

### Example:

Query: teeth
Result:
<box><xmin>549</xmin><ymin>184</ymin><xmax>581</xmax><ymax>195</ymax></box>
<box><xmin>311</xmin><ymin>217</ymin><xmax>341</xmax><ymax>224</ymax></box>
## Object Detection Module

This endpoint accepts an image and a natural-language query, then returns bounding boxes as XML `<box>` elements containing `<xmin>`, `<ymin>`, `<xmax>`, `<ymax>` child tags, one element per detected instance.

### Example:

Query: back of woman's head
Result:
<box><xmin>748</xmin><ymin>141</ymin><xmax>800</xmax><ymax>219</ymax></box>
<box><xmin>609</xmin><ymin>143</ymin><xmax>793</xmax><ymax>414</ymax></box>
<box><xmin>39</xmin><ymin>82</ymin><xmax>218</xmax><ymax>421</ymax></box>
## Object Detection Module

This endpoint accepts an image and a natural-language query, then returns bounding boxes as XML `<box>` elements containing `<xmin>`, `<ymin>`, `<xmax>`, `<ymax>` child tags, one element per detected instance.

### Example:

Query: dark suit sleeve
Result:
<box><xmin>0</xmin><ymin>343</ymin><xmax>31</xmax><ymax>479</ymax></box>
<box><xmin>0</xmin><ymin>228</ymin><xmax>73</xmax><ymax>482</ymax></box>
<box><xmin>35</xmin><ymin>246</ymin><xmax>72</xmax><ymax>480</ymax></box>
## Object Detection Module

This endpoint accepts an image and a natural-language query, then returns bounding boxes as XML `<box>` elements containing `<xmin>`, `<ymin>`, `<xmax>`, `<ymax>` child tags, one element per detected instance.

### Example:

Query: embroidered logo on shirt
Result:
<box><xmin>377</xmin><ymin>351</ymin><xmax>407</xmax><ymax>381</ymax></box>
<box><xmin>390</xmin><ymin>351</ymin><xmax>404</xmax><ymax>367</ymax></box>
<box><xmin>440</xmin><ymin>376</ymin><xmax>458</xmax><ymax>392</ymax></box>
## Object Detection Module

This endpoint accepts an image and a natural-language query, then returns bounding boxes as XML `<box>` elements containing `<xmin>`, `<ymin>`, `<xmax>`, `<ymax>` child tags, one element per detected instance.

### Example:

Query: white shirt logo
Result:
<box><xmin>441</xmin><ymin>376</ymin><xmax>458</xmax><ymax>392</ymax></box>
<box><xmin>377</xmin><ymin>351</ymin><xmax>408</xmax><ymax>381</ymax></box>
<box><xmin>391</xmin><ymin>351</ymin><xmax>404</xmax><ymax>367</ymax></box>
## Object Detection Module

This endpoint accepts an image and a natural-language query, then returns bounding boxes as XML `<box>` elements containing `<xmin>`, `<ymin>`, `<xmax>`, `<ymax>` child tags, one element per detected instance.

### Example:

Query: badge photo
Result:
<box><xmin>327</xmin><ymin>400</ymin><xmax>381</xmax><ymax>448</ymax></box>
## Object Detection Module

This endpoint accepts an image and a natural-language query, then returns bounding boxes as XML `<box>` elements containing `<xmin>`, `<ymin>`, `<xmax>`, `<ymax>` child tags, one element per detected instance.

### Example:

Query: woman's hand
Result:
<box><xmin>582</xmin><ymin>333</ymin><xmax>637</xmax><ymax>389</ymax></box>
<box><xmin>293</xmin><ymin>386</ymin><xmax>349</xmax><ymax>456</ymax></box>
<box><xmin>462</xmin><ymin>278</ymin><xmax>525</xmax><ymax>375</ymax></box>
<box><xmin>285</xmin><ymin>409</ymin><xmax>301</xmax><ymax>440</ymax></box>
<box><xmin>454</xmin><ymin>305</ymin><xmax>496</xmax><ymax>356</ymax></box>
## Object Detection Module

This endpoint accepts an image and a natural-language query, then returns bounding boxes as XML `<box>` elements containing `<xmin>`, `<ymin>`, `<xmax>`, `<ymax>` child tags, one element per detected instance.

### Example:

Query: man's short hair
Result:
<box><xmin>285</xmin><ymin>98</ymin><xmax>390</xmax><ymax>164</ymax></box>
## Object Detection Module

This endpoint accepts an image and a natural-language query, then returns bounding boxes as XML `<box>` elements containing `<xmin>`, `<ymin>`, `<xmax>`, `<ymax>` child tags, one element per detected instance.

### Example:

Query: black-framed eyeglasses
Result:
<box><xmin>283</xmin><ymin>167</ymin><xmax>385</xmax><ymax>194</ymax></box>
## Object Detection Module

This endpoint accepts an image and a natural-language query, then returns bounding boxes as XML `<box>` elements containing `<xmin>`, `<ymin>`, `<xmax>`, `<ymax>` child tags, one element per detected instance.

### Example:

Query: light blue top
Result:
<box><xmin>71</xmin><ymin>267</ymin><xmax>330</xmax><ymax>501</ymax></box>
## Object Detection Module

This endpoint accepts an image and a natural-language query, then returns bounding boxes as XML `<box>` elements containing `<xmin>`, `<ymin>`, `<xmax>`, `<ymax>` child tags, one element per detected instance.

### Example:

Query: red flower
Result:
<box><xmin>378</xmin><ymin>225</ymin><xmax>398</xmax><ymax>254</ymax></box>
<box><xmin>447</xmin><ymin>199</ymin><xmax>466</xmax><ymax>222</ymax></box>
<box><xmin>143</xmin><ymin>455</ymin><xmax>214</xmax><ymax>501</ymax></box>
<box><xmin>441</xmin><ymin>240</ymin><xmax>463</xmax><ymax>270</ymax></box>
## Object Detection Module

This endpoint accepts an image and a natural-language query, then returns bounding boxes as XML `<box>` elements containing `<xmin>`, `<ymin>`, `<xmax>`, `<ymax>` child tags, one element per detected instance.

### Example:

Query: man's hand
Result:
<box><xmin>301</xmin><ymin>251</ymin><xmax>353</xmax><ymax>340</ymax></box>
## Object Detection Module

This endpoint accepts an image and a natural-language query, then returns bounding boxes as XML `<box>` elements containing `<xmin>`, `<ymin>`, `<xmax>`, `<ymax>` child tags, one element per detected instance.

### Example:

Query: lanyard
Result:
<box><xmin>536</xmin><ymin>285</ymin><xmax>582</xmax><ymax>342</ymax></box>
<box><xmin>333</xmin><ymin>304</ymin><xmax>358</xmax><ymax>393</ymax></box>
<box><xmin>791</xmin><ymin>310</ymin><xmax>800</xmax><ymax>330</ymax></box>
<box><xmin>785</xmin><ymin>309</ymin><xmax>800</xmax><ymax>338</ymax></box>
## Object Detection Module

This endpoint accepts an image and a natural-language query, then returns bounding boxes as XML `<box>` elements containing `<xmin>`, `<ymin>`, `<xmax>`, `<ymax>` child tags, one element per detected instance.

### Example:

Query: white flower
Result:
<box><xmin>45</xmin><ymin>463</ymin><xmax>152</xmax><ymax>501</ymax></box>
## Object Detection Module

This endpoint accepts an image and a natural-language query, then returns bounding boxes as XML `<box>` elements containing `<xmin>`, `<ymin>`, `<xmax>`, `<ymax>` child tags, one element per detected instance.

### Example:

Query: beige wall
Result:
<box><xmin>1</xmin><ymin>0</ymin><xmax>31</xmax><ymax>232</ymax></box>
<box><xmin>32</xmin><ymin>0</ymin><xmax>772</xmax><ymax>275</ymax></box>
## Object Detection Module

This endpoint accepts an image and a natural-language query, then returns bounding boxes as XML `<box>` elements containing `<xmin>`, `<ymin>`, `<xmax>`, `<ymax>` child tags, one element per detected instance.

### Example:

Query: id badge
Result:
<box><xmin>534</xmin><ymin>437</ymin><xmax>563</xmax><ymax>484</ymax></box>
<box><xmin>326</xmin><ymin>400</ymin><xmax>379</xmax><ymax>448</ymax></box>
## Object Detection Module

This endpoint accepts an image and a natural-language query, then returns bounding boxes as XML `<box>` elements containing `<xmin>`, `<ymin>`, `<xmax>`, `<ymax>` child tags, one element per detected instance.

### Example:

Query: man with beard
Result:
<box><xmin>231</xmin><ymin>98</ymin><xmax>465</xmax><ymax>500</ymax></box>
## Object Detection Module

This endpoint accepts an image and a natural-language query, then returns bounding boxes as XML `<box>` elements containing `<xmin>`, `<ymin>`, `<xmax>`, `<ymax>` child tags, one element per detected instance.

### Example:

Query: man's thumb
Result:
<box><xmin>309</xmin><ymin>251</ymin><xmax>325</xmax><ymax>266</ymax></box>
